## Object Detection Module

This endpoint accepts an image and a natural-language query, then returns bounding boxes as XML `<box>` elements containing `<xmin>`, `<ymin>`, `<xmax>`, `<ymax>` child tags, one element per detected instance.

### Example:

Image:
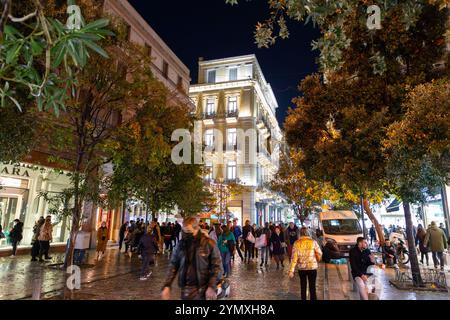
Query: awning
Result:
<box><xmin>386</xmin><ymin>199</ymin><xmax>401</xmax><ymax>213</ymax></box>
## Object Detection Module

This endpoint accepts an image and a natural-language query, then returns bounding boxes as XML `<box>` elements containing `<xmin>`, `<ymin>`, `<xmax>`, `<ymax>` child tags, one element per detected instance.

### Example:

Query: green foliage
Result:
<box><xmin>0</xmin><ymin>98</ymin><xmax>37</xmax><ymax>162</ymax></box>
<box><xmin>383</xmin><ymin>80</ymin><xmax>450</xmax><ymax>204</ymax></box>
<box><xmin>226</xmin><ymin>0</ymin><xmax>449</xmax><ymax>75</ymax></box>
<box><xmin>0</xmin><ymin>0</ymin><xmax>113</xmax><ymax>114</ymax></box>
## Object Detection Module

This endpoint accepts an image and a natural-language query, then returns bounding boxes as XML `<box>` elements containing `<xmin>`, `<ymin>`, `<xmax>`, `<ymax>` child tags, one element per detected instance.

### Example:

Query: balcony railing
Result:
<box><xmin>203</xmin><ymin>112</ymin><xmax>216</xmax><ymax>119</ymax></box>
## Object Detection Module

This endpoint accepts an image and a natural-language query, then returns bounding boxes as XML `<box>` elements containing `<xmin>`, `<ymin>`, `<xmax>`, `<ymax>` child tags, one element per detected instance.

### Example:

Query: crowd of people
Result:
<box><xmin>368</xmin><ymin>221</ymin><xmax>449</xmax><ymax>271</ymax></box>
<box><xmin>2</xmin><ymin>213</ymin><xmax>449</xmax><ymax>301</ymax></box>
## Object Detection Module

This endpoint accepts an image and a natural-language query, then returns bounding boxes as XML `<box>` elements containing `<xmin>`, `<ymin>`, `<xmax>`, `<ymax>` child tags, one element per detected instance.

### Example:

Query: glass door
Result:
<box><xmin>0</xmin><ymin>197</ymin><xmax>18</xmax><ymax>240</ymax></box>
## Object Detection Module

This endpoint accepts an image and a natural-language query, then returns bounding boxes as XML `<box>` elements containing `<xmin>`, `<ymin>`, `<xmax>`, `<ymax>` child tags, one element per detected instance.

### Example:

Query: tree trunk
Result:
<box><xmin>362</xmin><ymin>198</ymin><xmax>385</xmax><ymax>246</ymax></box>
<box><xmin>403</xmin><ymin>201</ymin><xmax>423</xmax><ymax>287</ymax></box>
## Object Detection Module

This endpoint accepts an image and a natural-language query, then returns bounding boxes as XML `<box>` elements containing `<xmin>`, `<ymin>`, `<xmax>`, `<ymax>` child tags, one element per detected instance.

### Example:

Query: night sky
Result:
<box><xmin>128</xmin><ymin>0</ymin><xmax>320</xmax><ymax>127</ymax></box>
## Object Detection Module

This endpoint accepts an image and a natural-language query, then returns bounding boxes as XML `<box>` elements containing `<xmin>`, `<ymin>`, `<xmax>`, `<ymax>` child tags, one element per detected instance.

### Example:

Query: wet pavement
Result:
<box><xmin>1</xmin><ymin>247</ymin><xmax>449</xmax><ymax>300</ymax></box>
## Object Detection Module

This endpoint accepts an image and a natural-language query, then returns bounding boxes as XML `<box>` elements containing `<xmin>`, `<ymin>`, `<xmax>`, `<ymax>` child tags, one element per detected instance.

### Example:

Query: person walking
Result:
<box><xmin>119</xmin><ymin>221</ymin><xmax>128</xmax><ymax>252</ymax></box>
<box><xmin>163</xmin><ymin>222</ymin><xmax>174</xmax><ymax>253</ymax></box>
<box><xmin>151</xmin><ymin>218</ymin><xmax>163</xmax><ymax>253</ymax></box>
<box><xmin>161</xmin><ymin>217</ymin><xmax>223</xmax><ymax>300</ymax></box>
<box><xmin>349</xmin><ymin>237</ymin><xmax>376</xmax><ymax>300</ymax></box>
<box><xmin>217</xmin><ymin>225</ymin><xmax>236</xmax><ymax>278</ymax></box>
<box><xmin>285</xmin><ymin>222</ymin><xmax>299</xmax><ymax>261</ymax></box>
<box><xmin>231</xmin><ymin>219</ymin><xmax>243</xmax><ymax>262</ymax></box>
<box><xmin>208</xmin><ymin>224</ymin><xmax>218</xmax><ymax>242</ymax></box>
<box><xmin>416</xmin><ymin>224</ymin><xmax>429</xmax><ymax>266</ymax></box>
<box><xmin>424</xmin><ymin>221</ymin><xmax>448</xmax><ymax>271</ymax></box>
<box><xmin>9</xmin><ymin>219</ymin><xmax>23</xmax><ymax>257</ymax></box>
<box><xmin>439</xmin><ymin>223</ymin><xmax>448</xmax><ymax>238</ymax></box>
<box><xmin>174</xmin><ymin>220</ymin><xmax>182</xmax><ymax>246</ymax></box>
<box><xmin>257</xmin><ymin>222</ymin><xmax>271</xmax><ymax>267</ymax></box>
<box><xmin>138</xmin><ymin>226</ymin><xmax>159</xmax><ymax>280</ymax></box>
<box><xmin>252</xmin><ymin>224</ymin><xmax>259</xmax><ymax>259</ymax></box>
<box><xmin>31</xmin><ymin>217</ymin><xmax>45</xmax><ymax>261</ymax></box>
<box><xmin>269</xmin><ymin>226</ymin><xmax>286</xmax><ymax>270</ymax></box>
<box><xmin>38</xmin><ymin>215</ymin><xmax>53</xmax><ymax>262</ymax></box>
<box><xmin>289</xmin><ymin>227</ymin><xmax>322</xmax><ymax>300</ymax></box>
<box><xmin>96</xmin><ymin>221</ymin><xmax>109</xmax><ymax>261</ymax></box>
<box><xmin>242</xmin><ymin>220</ymin><xmax>255</xmax><ymax>263</ymax></box>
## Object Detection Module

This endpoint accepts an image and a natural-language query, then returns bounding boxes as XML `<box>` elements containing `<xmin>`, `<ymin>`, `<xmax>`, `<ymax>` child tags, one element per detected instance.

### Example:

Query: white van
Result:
<box><xmin>313</xmin><ymin>210</ymin><xmax>363</xmax><ymax>257</ymax></box>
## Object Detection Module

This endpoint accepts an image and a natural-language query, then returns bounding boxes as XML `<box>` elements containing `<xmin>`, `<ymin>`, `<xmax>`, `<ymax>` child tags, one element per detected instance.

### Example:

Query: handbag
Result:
<box><xmin>246</xmin><ymin>232</ymin><xmax>255</xmax><ymax>244</ymax></box>
<box><xmin>255</xmin><ymin>234</ymin><xmax>267</xmax><ymax>249</ymax></box>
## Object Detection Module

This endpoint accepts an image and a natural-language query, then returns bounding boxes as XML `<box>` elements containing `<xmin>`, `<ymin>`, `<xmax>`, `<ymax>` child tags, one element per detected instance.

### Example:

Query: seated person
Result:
<box><xmin>381</xmin><ymin>240</ymin><xmax>398</xmax><ymax>267</ymax></box>
<box><xmin>322</xmin><ymin>239</ymin><xmax>341</xmax><ymax>263</ymax></box>
<box><xmin>349</xmin><ymin>237</ymin><xmax>376</xmax><ymax>300</ymax></box>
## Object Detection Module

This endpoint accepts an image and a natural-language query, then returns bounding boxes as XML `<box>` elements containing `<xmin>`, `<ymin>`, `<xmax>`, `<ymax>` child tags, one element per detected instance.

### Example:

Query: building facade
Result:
<box><xmin>0</xmin><ymin>0</ymin><xmax>192</xmax><ymax>251</ymax></box>
<box><xmin>189</xmin><ymin>55</ymin><xmax>291</xmax><ymax>226</ymax></box>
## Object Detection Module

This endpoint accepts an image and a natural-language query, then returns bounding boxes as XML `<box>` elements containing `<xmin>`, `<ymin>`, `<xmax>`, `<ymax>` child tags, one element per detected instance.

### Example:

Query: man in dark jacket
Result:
<box><xmin>349</xmin><ymin>237</ymin><xmax>375</xmax><ymax>300</ymax></box>
<box><xmin>138</xmin><ymin>226</ymin><xmax>159</xmax><ymax>280</ymax></box>
<box><xmin>162</xmin><ymin>217</ymin><xmax>223</xmax><ymax>300</ymax></box>
<box><xmin>230</xmin><ymin>219</ymin><xmax>243</xmax><ymax>262</ymax></box>
<box><xmin>242</xmin><ymin>220</ymin><xmax>255</xmax><ymax>263</ymax></box>
<box><xmin>119</xmin><ymin>222</ymin><xmax>128</xmax><ymax>252</ymax></box>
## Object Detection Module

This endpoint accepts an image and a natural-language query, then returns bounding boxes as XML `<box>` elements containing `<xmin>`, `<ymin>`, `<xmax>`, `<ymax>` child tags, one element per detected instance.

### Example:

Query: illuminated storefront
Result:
<box><xmin>0</xmin><ymin>162</ymin><xmax>72</xmax><ymax>248</ymax></box>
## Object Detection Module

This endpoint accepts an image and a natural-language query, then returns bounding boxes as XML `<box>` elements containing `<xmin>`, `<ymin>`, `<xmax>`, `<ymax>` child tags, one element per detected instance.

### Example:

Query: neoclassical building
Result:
<box><xmin>189</xmin><ymin>55</ymin><xmax>292</xmax><ymax>226</ymax></box>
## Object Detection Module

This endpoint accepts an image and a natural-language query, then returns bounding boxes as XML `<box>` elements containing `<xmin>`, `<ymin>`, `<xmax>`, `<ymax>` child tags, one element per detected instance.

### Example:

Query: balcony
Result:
<box><xmin>203</xmin><ymin>112</ymin><xmax>216</xmax><ymax>125</ymax></box>
<box><xmin>226</xmin><ymin>110</ymin><xmax>239</xmax><ymax>124</ymax></box>
<box><xmin>203</xmin><ymin>112</ymin><xmax>216</xmax><ymax>119</ymax></box>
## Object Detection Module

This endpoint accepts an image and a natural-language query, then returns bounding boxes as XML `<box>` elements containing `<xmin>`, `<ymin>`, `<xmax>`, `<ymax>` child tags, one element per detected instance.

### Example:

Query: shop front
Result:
<box><xmin>0</xmin><ymin>162</ymin><xmax>72</xmax><ymax>249</ymax></box>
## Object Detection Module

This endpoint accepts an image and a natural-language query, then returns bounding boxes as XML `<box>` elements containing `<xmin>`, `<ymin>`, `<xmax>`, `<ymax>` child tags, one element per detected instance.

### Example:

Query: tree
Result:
<box><xmin>383</xmin><ymin>80</ymin><xmax>450</xmax><ymax>286</ymax></box>
<box><xmin>270</xmin><ymin>149</ymin><xmax>340</xmax><ymax>225</ymax></box>
<box><xmin>1</xmin><ymin>0</ymin><xmax>112</xmax><ymax>114</ymax></box>
<box><xmin>41</xmin><ymin>20</ymin><xmax>147</xmax><ymax>288</ymax></box>
<box><xmin>0</xmin><ymin>95</ymin><xmax>38</xmax><ymax>162</ymax></box>
<box><xmin>106</xmin><ymin>82</ymin><xmax>202</xmax><ymax>224</ymax></box>
<box><xmin>169</xmin><ymin>164</ymin><xmax>214</xmax><ymax>218</ymax></box>
<box><xmin>242</xmin><ymin>1</ymin><xmax>448</xmax><ymax>286</ymax></box>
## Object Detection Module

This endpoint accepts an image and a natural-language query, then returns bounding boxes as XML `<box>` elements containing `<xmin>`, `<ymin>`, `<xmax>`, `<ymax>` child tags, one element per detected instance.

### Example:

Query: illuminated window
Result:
<box><xmin>228</xmin><ymin>97</ymin><xmax>238</xmax><ymax>113</ymax></box>
<box><xmin>229</xmin><ymin>67</ymin><xmax>238</xmax><ymax>81</ymax></box>
<box><xmin>205</xmin><ymin>129</ymin><xmax>214</xmax><ymax>147</ymax></box>
<box><xmin>207</xmin><ymin>69</ymin><xmax>216</xmax><ymax>83</ymax></box>
<box><xmin>227</xmin><ymin>161</ymin><xmax>237</xmax><ymax>180</ymax></box>
<box><xmin>206</xmin><ymin>98</ymin><xmax>215</xmax><ymax>115</ymax></box>
<box><xmin>227</xmin><ymin>128</ymin><xmax>237</xmax><ymax>147</ymax></box>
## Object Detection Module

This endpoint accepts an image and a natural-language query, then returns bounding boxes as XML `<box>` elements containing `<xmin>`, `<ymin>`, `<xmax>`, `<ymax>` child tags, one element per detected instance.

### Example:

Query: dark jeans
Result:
<box><xmin>232</xmin><ymin>238</ymin><xmax>244</xmax><ymax>261</ymax></box>
<box><xmin>420</xmin><ymin>252</ymin><xmax>429</xmax><ymax>264</ymax></box>
<box><xmin>39</xmin><ymin>240</ymin><xmax>50</xmax><ymax>259</ymax></box>
<box><xmin>432</xmin><ymin>251</ymin><xmax>444</xmax><ymax>268</ymax></box>
<box><xmin>140</xmin><ymin>253</ymin><xmax>153</xmax><ymax>277</ymax></box>
<box><xmin>31</xmin><ymin>240</ymin><xmax>40</xmax><ymax>258</ymax></box>
<box><xmin>221</xmin><ymin>251</ymin><xmax>231</xmax><ymax>276</ymax></box>
<box><xmin>244</xmin><ymin>240</ymin><xmax>254</xmax><ymax>260</ymax></box>
<box><xmin>298</xmin><ymin>269</ymin><xmax>317</xmax><ymax>301</ymax></box>
<box><xmin>11</xmin><ymin>240</ymin><xmax>19</xmax><ymax>256</ymax></box>
<box><xmin>164</xmin><ymin>239</ymin><xmax>173</xmax><ymax>252</ymax></box>
<box><xmin>119</xmin><ymin>235</ymin><xmax>125</xmax><ymax>251</ymax></box>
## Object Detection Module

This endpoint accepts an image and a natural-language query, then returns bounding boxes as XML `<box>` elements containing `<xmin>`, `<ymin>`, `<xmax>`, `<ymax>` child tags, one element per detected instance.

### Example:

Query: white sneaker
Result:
<box><xmin>146</xmin><ymin>271</ymin><xmax>152</xmax><ymax>277</ymax></box>
<box><xmin>139</xmin><ymin>276</ymin><xmax>148</xmax><ymax>281</ymax></box>
<box><xmin>10</xmin><ymin>255</ymin><xmax>15</xmax><ymax>258</ymax></box>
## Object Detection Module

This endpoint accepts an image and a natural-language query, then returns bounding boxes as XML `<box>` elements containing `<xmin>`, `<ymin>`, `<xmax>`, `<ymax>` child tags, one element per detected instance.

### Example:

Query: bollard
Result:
<box><xmin>32</xmin><ymin>276</ymin><xmax>42</xmax><ymax>300</ymax></box>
